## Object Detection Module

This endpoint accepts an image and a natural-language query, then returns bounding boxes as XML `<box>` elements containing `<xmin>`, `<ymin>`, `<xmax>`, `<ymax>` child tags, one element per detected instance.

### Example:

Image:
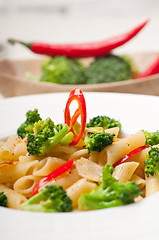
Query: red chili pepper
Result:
<box><xmin>8</xmin><ymin>20</ymin><xmax>148</xmax><ymax>58</ymax></box>
<box><xmin>32</xmin><ymin>158</ymin><xmax>74</xmax><ymax>196</ymax></box>
<box><xmin>65</xmin><ymin>88</ymin><xmax>86</xmax><ymax>145</ymax></box>
<box><xmin>113</xmin><ymin>144</ymin><xmax>149</xmax><ymax>168</ymax></box>
<box><xmin>137</xmin><ymin>56</ymin><xmax>159</xmax><ymax>79</ymax></box>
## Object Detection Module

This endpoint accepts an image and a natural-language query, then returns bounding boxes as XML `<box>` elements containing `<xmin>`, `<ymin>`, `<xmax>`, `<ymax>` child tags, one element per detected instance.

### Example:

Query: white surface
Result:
<box><xmin>1</xmin><ymin>92</ymin><xmax>159</xmax><ymax>240</ymax></box>
<box><xmin>0</xmin><ymin>0</ymin><xmax>159</xmax><ymax>60</ymax></box>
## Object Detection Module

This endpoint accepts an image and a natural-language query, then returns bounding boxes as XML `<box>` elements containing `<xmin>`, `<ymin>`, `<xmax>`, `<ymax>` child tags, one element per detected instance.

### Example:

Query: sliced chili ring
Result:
<box><xmin>64</xmin><ymin>88</ymin><xmax>87</xmax><ymax>145</ymax></box>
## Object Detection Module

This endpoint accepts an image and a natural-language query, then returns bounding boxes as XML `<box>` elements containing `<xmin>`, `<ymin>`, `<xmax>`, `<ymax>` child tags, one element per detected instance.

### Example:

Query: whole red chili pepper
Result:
<box><xmin>137</xmin><ymin>56</ymin><xmax>159</xmax><ymax>79</ymax></box>
<box><xmin>65</xmin><ymin>88</ymin><xmax>86</xmax><ymax>145</ymax></box>
<box><xmin>113</xmin><ymin>144</ymin><xmax>149</xmax><ymax>168</ymax></box>
<box><xmin>8</xmin><ymin>20</ymin><xmax>148</xmax><ymax>58</ymax></box>
<box><xmin>32</xmin><ymin>158</ymin><xmax>74</xmax><ymax>196</ymax></box>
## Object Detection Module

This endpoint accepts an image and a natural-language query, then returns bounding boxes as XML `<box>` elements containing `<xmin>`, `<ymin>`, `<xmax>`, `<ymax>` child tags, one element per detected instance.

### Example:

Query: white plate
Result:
<box><xmin>1</xmin><ymin>92</ymin><xmax>159</xmax><ymax>240</ymax></box>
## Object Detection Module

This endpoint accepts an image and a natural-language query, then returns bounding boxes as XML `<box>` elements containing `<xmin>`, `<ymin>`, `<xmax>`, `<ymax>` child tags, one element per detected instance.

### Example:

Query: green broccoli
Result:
<box><xmin>40</xmin><ymin>56</ymin><xmax>87</xmax><ymax>84</ymax></box>
<box><xmin>17</xmin><ymin>109</ymin><xmax>42</xmax><ymax>139</ymax></box>
<box><xmin>55</xmin><ymin>124</ymin><xmax>63</xmax><ymax>132</ymax></box>
<box><xmin>78</xmin><ymin>164</ymin><xmax>140</xmax><ymax>210</ymax></box>
<box><xmin>20</xmin><ymin>185</ymin><xmax>72</xmax><ymax>212</ymax></box>
<box><xmin>86</xmin><ymin>115</ymin><xmax>121</xmax><ymax>130</ymax></box>
<box><xmin>142</xmin><ymin>130</ymin><xmax>159</xmax><ymax>147</ymax></box>
<box><xmin>85</xmin><ymin>132</ymin><xmax>115</xmax><ymax>153</ymax></box>
<box><xmin>145</xmin><ymin>147</ymin><xmax>159</xmax><ymax>177</ymax></box>
<box><xmin>54</xmin><ymin>123</ymin><xmax>74</xmax><ymax>145</ymax></box>
<box><xmin>27</xmin><ymin>118</ymin><xmax>70</xmax><ymax>156</ymax></box>
<box><xmin>0</xmin><ymin>192</ymin><xmax>8</xmax><ymax>207</ymax></box>
<box><xmin>85</xmin><ymin>54</ymin><xmax>132</xmax><ymax>84</ymax></box>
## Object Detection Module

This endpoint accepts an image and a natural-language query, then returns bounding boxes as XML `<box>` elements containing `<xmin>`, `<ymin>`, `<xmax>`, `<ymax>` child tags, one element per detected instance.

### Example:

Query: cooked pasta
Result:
<box><xmin>0</xmin><ymin>127</ymin><xmax>157</xmax><ymax>212</ymax></box>
<box><xmin>0</xmin><ymin>184</ymin><xmax>26</xmax><ymax>209</ymax></box>
<box><xmin>0</xmin><ymin>90</ymin><xmax>159</xmax><ymax>213</ymax></box>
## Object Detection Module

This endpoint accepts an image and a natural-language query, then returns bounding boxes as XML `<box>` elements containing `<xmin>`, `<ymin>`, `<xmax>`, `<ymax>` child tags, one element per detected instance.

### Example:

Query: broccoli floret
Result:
<box><xmin>17</xmin><ymin>109</ymin><xmax>42</xmax><ymax>139</ymax></box>
<box><xmin>20</xmin><ymin>185</ymin><xmax>72</xmax><ymax>212</ymax></box>
<box><xmin>142</xmin><ymin>130</ymin><xmax>159</xmax><ymax>147</ymax></box>
<box><xmin>86</xmin><ymin>115</ymin><xmax>121</xmax><ymax>130</ymax></box>
<box><xmin>144</xmin><ymin>147</ymin><xmax>159</xmax><ymax>177</ymax></box>
<box><xmin>0</xmin><ymin>192</ymin><xmax>8</xmax><ymax>207</ymax></box>
<box><xmin>85</xmin><ymin>132</ymin><xmax>115</xmax><ymax>153</ymax></box>
<box><xmin>78</xmin><ymin>164</ymin><xmax>140</xmax><ymax>210</ymax></box>
<box><xmin>85</xmin><ymin>54</ymin><xmax>132</xmax><ymax>84</ymax></box>
<box><xmin>40</xmin><ymin>56</ymin><xmax>87</xmax><ymax>84</ymax></box>
<box><xmin>55</xmin><ymin>124</ymin><xmax>63</xmax><ymax>132</ymax></box>
<box><xmin>33</xmin><ymin>118</ymin><xmax>56</xmax><ymax>137</ymax></box>
<box><xmin>27</xmin><ymin>118</ymin><xmax>70</xmax><ymax>156</ymax></box>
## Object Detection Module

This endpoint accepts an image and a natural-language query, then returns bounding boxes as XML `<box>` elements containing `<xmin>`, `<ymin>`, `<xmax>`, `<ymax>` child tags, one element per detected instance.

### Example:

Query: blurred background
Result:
<box><xmin>0</xmin><ymin>0</ymin><xmax>159</xmax><ymax>59</ymax></box>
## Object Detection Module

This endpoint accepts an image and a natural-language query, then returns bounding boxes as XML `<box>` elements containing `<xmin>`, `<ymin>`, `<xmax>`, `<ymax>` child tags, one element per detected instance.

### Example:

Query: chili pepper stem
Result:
<box><xmin>7</xmin><ymin>38</ymin><xmax>32</xmax><ymax>49</ymax></box>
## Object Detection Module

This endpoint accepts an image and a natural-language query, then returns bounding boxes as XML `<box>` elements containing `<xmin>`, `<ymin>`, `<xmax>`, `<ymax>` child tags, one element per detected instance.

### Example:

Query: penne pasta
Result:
<box><xmin>0</xmin><ymin>160</ymin><xmax>39</xmax><ymax>183</ymax></box>
<box><xmin>113</xmin><ymin>162</ymin><xmax>139</xmax><ymax>183</ymax></box>
<box><xmin>14</xmin><ymin>175</ymin><xmax>40</xmax><ymax>198</ymax></box>
<box><xmin>66</xmin><ymin>178</ymin><xmax>97</xmax><ymax>208</ymax></box>
<box><xmin>75</xmin><ymin>158</ymin><xmax>103</xmax><ymax>182</ymax></box>
<box><xmin>106</xmin><ymin>131</ymin><xmax>146</xmax><ymax>165</ymax></box>
<box><xmin>0</xmin><ymin>135</ymin><xmax>23</xmax><ymax>162</ymax></box>
<box><xmin>130</xmin><ymin>174</ymin><xmax>146</xmax><ymax>190</ymax></box>
<box><xmin>47</xmin><ymin>168</ymin><xmax>81</xmax><ymax>190</ymax></box>
<box><xmin>70</xmin><ymin>149</ymin><xmax>89</xmax><ymax>160</ymax></box>
<box><xmin>33</xmin><ymin>157</ymin><xmax>66</xmax><ymax>176</ymax></box>
<box><xmin>145</xmin><ymin>175</ymin><xmax>159</xmax><ymax>197</ymax></box>
<box><xmin>0</xmin><ymin>184</ymin><xmax>26</xmax><ymax>209</ymax></box>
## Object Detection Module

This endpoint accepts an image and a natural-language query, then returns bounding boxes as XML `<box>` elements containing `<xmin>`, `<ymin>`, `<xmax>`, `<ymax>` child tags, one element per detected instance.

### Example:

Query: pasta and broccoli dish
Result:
<box><xmin>0</xmin><ymin>88</ymin><xmax>159</xmax><ymax>213</ymax></box>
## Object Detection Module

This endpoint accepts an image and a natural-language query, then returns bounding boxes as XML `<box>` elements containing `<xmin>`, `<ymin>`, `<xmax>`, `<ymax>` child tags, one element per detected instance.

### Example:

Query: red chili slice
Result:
<box><xmin>64</xmin><ymin>88</ymin><xmax>87</xmax><ymax>145</ymax></box>
<box><xmin>113</xmin><ymin>144</ymin><xmax>149</xmax><ymax>168</ymax></box>
<box><xmin>32</xmin><ymin>158</ymin><xmax>74</xmax><ymax>196</ymax></box>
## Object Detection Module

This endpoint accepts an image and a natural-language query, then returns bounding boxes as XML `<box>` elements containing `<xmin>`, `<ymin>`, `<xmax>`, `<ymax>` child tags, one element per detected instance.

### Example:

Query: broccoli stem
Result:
<box><xmin>20</xmin><ymin>189</ymin><xmax>57</xmax><ymax>212</ymax></box>
<box><xmin>42</xmin><ymin>124</ymin><xmax>70</xmax><ymax>154</ymax></box>
<box><xmin>78</xmin><ymin>194</ymin><xmax>123</xmax><ymax>210</ymax></box>
<box><xmin>59</xmin><ymin>132</ymin><xmax>74</xmax><ymax>146</ymax></box>
<box><xmin>21</xmin><ymin>203</ymin><xmax>46</xmax><ymax>212</ymax></box>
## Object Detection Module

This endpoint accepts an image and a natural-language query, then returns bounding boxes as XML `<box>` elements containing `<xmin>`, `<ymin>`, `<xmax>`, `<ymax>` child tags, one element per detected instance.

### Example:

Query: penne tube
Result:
<box><xmin>0</xmin><ymin>184</ymin><xmax>26</xmax><ymax>209</ymax></box>
<box><xmin>49</xmin><ymin>145</ymin><xmax>78</xmax><ymax>160</ymax></box>
<box><xmin>70</xmin><ymin>149</ymin><xmax>89</xmax><ymax>160</ymax></box>
<box><xmin>145</xmin><ymin>174</ymin><xmax>159</xmax><ymax>197</ymax></box>
<box><xmin>113</xmin><ymin>162</ymin><xmax>139</xmax><ymax>183</ymax></box>
<box><xmin>130</xmin><ymin>174</ymin><xmax>146</xmax><ymax>190</ymax></box>
<box><xmin>89</xmin><ymin>151</ymin><xmax>100</xmax><ymax>163</ymax></box>
<box><xmin>33</xmin><ymin>157</ymin><xmax>66</xmax><ymax>176</ymax></box>
<box><xmin>66</xmin><ymin>178</ymin><xmax>97</xmax><ymax>208</ymax></box>
<box><xmin>47</xmin><ymin>168</ymin><xmax>81</xmax><ymax>190</ymax></box>
<box><xmin>0</xmin><ymin>161</ymin><xmax>39</xmax><ymax>183</ymax></box>
<box><xmin>13</xmin><ymin>142</ymin><xmax>28</xmax><ymax>158</ymax></box>
<box><xmin>135</xmin><ymin>195</ymin><xmax>143</xmax><ymax>202</ymax></box>
<box><xmin>75</xmin><ymin>158</ymin><xmax>103</xmax><ymax>182</ymax></box>
<box><xmin>14</xmin><ymin>175</ymin><xmax>39</xmax><ymax>198</ymax></box>
<box><xmin>0</xmin><ymin>135</ymin><xmax>22</xmax><ymax>162</ymax></box>
<box><xmin>106</xmin><ymin>131</ymin><xmax>146</xmax><ymax>165</ymax></box>
<box><xmin>19</xmin><ymin>155</ymin><xmax>41</xmax><ymax>163</ymax></box>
